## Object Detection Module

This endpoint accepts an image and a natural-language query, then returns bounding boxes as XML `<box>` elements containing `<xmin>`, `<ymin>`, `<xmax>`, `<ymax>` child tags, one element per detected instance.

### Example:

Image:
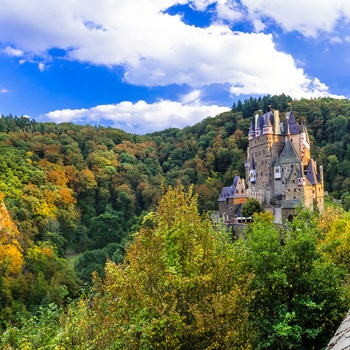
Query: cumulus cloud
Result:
<box><xmin>0</xmin><ymin>0</ymin><xmax>341</xmax><ymax>99</ymax></box>
<box><xmin>240</xmin><ymin>0</ymin><xmax>350</xmax><ymax>37</ymax></box>
<box><xmin>3</xmin><ymin>46</ymin><xmax>23</xmax><ymax>57</ymax></box>
<box><xmin>43</xmin><ymin>100</ymin><xmax>229</xmax><ymax>134</ymax></box>
<box><xmin>1</xmin><ymin>88</ymin><xmax>9</xmax><ymax>93</ymax></box>
<box><xmin>0</xmin><ymin>0</ymin><xmax>347</xmax><ymax>132</ymax></box>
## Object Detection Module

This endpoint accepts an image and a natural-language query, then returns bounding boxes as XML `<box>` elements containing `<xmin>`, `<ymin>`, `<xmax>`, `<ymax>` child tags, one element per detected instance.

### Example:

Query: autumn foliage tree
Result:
<box><xmin>60</xmin><ymin>185</ymin><xmax>253</xmax><ymax>349</ymax></box>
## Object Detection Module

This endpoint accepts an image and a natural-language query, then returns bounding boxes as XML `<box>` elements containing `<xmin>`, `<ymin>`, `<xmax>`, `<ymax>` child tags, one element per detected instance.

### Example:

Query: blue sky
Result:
<box><xmin>0</xmin><ymin>0</ymin><xmax>350</xmax><ymax>134</ymax></box>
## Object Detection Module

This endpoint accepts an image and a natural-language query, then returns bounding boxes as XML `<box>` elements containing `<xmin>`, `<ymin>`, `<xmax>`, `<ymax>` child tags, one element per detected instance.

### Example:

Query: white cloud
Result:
<box><xmin>1</xmin><ymin>88</ymin><xmax>9</xmax><ymax>93</ymax></box>
<box><xmin>213</xmin><ymin>0</ymin><xmax>243</xmax><ymax>23</ymax></box>
<box><xmin>330</xmin><ymin>36</ymin><xmax>343</xmax><ymax>44</ymax></box>
<box><xmin>3</xmin><ymin>46</ymin><xmax>23</xmax><ymax>57</ymax></box>
<box><xmin>42</xmin><ymin>100</ymin><xmax>229</xmax><ymax>134</ymax></box>
<box><xmin>240</xmin><ymin>0</ymin><xmax>350</xmax><ymax>38</ymax></box>
<box><xmin>38</xmin><ymin>62</ymin><xmax>45</xmax><ymax>72</ymax></box>
<box><xmin>0</xmin><ymin>0</ymin><xmax>344</xmax><ymax>105</ymax></box>
<box><xmin>180</xmin><ymin>90</ymin><xmax>202</xmax><ymax>105</ymax></box>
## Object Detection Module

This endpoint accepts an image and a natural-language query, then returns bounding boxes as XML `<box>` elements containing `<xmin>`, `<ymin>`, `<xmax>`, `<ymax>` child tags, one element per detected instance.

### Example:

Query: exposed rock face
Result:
<box><xmin>0</xmin><ymin>194</ymin><xmax>20</xmax><ymax>234</ymax></box>
<box><xmin>0</xmin><ymin>194</ymin><xmax>23</xmax><ymax>275</ymax></box>
<box><xmin>327</xmin><ymin>311</ymin><xmax>350</xmax><ymax>350</ymax></box>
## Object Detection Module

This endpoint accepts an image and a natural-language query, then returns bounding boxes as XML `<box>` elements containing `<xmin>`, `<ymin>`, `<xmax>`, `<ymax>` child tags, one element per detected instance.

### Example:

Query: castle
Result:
<box><xmin>218</xmin><ymin>109</ymin><xmax>324</xmax><ymax>223</ymax></box>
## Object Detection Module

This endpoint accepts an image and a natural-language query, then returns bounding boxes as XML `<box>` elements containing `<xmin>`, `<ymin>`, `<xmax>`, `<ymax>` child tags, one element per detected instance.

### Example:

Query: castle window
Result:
<box><xmin>261</xmin><ymin>172</ymin><xmax>263</xmax><ymax>176</ymax></box>
<box><xmin>262</xmin><ymin>160</ymin><xmax>264</xmax><ymax>165</ymax></box>
<box><xmin>292</xmin><ymin>180</ymin><xmax>295</xmax><ymax>183</ymax></box>
<box><xmin>294</xmin><ymin>189</ymin><xmax>296</xmax><ymax>192</ymax></box>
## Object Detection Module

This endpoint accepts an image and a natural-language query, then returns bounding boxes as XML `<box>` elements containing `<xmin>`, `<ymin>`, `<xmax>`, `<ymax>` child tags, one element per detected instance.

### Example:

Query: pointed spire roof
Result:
<box><xmin>263</xmin><ymin>111</ymin><xmax>274</xmax><ymax>128</ymax></box>
<box><xmin>306</xmin><ymin>159</ymin><xmax>319</xmax><ymax>185</ymax></box>
<box><xmin>273</xmin><ymin>156</ymin><xmax>280</xmax><ymax>166</ymax></box>
<box><xmin>278</xmin><ymin>140</ymin><xmax>300</xmax><ymax>164</ymax></box>
<box><xmin>217</xmin><ymin>176</ymin><xmax>247</xmax><ymax>202</ymax></box>
<box><xmin>257</xmin><ymin>115</ymin><xmax>264</xmax><ymax>130</ymax></box>
<box><xmin>298</xmin><ymin>163</ymin><xmax>304</xmax><ymax>178</ymax></box>
<box><xmin>287</xmin><ymin>111</ymin><xmax>300</xmax><ymax>135</ymax></box>
<box><xmin>300</xmin><ymin>122</ymin><xmax>307</xmax><ymax>133</ymax></box>
<box><xmin>249</xmin><ymin>120</ymin><xmax>255</xmax><ymax>132</ymax></box>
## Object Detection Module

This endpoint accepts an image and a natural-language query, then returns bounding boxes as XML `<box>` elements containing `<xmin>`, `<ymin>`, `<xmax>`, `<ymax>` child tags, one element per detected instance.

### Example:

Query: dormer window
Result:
<box><xmin>274</xmin><ymin>166</ymin><xmax>281</xmax><ymax>179</ymax></box>
<box><xmin>250</xmin><ymin>169</ymin><xmax>256</xmax><ymax>183</ymax></box>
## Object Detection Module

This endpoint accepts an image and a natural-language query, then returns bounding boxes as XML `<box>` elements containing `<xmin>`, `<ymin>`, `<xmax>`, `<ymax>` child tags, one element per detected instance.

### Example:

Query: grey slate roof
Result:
<box><xmin>278</xmin><ymin>140</ymin><xmax>300</xmax><ymax>164</ymax></box>
<box><xmin>306</xmin><ymin>159</ymin><xmax>319</xmax><ymax>185</ymax></box>
<box><xmin>286</xmin><ymin>111</ymin><xmax>300</xmax><ymax>135</ymax></box>
<box><xmin>218</xmin><ymin>186</ymin><xmax>234</xmax><ymax>202</ymax></box>
<box><xmin>218</xmin><ymin>176</ymin><xmax>244</xmax><ymax>202</ymax></box>
<box><xmin>249</xmin><ymin>120</ymin><xmax>255</xmax><ymax>133</ymax></box>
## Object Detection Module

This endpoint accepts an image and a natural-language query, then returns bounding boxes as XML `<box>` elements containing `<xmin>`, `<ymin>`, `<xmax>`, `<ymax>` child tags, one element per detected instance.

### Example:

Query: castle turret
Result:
<box><xmin>255</xmin><ymin>114</ymin><xmax>264</xmax><ymax>137</ymax></box>
<box><xmin>248</xmin><ymin>120</ymin><xmax>255</xmax><ymax>140</ymax></box>
<box><xmin>263</xmin><ymin>112</ymin><xmax>273</xmax><ymax>135</ymax></box>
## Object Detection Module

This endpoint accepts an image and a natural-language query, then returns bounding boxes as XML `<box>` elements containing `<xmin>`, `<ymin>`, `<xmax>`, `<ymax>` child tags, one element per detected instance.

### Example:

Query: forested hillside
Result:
<box><xmin>1</xmin><ymin>95</ymin><xmax>350</xmax><ymax>348</ymax></box>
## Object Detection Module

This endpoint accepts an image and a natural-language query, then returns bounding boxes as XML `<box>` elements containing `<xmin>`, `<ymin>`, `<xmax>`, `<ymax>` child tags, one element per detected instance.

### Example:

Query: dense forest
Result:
<box><xmin>1</xmin><ymin>95</ymin><xmax>350</xmax><ymax>348</ymax></box>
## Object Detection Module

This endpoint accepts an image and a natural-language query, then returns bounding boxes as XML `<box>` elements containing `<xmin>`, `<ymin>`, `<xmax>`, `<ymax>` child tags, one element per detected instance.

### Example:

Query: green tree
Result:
<box><xmin>72</xmin><ymin>185</ymin><xmax>253</xmax><ymax>349</ymax></box>
<box><xmin>241</xmin><ymin>197</ymin><xmax>264</xmax><ymax>218</ymax></box>
<box><xmin>244</xmin><ymin>211</ymin><xmax>348</xmax><ymax>349</ymax></box>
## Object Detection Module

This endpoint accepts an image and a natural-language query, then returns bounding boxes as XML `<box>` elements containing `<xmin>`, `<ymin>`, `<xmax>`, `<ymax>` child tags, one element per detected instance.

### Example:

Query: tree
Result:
<box><xmin>69</xmin><ymin>184</ymin><xmax>253</xmax><ymax>349</ymax></box>
<box><xmin>241</xmin><ymin>197</ymin><xmax>264</xmax><ymax>218</ymax></box>
<box><xmin>244</xmin><ymin>211</ymin><xmax>348</xmax><ymax>349</ymax></box>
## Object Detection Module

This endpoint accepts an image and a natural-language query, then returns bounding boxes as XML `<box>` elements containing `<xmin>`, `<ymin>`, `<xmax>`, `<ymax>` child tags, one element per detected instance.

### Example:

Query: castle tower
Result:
<box><xmin>244</xmin><ymin>109</ymin><xmax>324</xmax><ymax>215</ymax></box>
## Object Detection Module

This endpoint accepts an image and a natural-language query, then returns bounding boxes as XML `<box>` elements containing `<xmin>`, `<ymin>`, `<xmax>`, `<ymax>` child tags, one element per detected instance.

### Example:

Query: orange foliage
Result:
<box><xmin>46</xmin><ymin>169</ymin><xmax>68</xmax><ymax>186</ymax></box>
<box><xmin>0</xmin><ymin>195</ymin><xmax>24</xmax><ymax>275</ymax></box>
<box><xmin>58</xmin><ymin>188</ymin><xmax>76</xmax><ymax>207</ymax></box>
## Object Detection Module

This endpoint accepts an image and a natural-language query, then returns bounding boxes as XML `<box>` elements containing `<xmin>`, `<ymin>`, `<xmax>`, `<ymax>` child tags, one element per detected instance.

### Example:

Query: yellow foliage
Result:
<box><xmin>27</xmin><ymin>245</ymin><xmax>53</xmax><ymax>261</ymax></box>
<box><xmin>0</xmin><ymin>241</ymin><xmax>23</xmax><ymax>275</ymax></box>
<box><xmin>318</xmin><ymin>207</ymin><xmax>350</xmax><ymax>270</ymax></box>
<box><xmin>78</xmin><ymin>185</ymin><xmax>253</xmax><ymax>349</ymax></box>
